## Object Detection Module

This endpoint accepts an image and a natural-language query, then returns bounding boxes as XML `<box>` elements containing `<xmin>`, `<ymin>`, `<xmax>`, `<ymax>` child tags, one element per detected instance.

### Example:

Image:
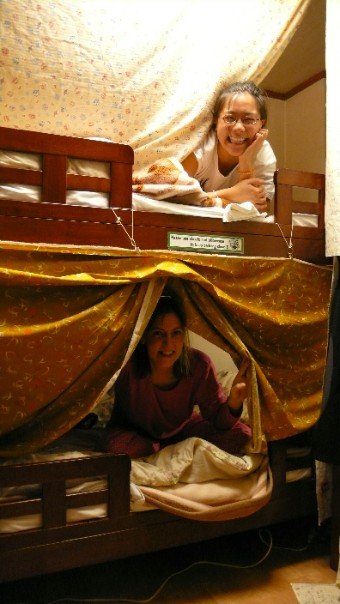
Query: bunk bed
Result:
<box><xmin>0</xmin><ymin>126</ymin><xmax>330</xmax><ymax>583</ymax></box>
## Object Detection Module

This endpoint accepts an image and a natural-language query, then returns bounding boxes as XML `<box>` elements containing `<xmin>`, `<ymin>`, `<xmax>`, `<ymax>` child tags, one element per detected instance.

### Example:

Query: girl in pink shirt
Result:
<box><xmin>107</xmin><ymin>294</ymin><xmax>251</xmax><ymax>458</ymax></box>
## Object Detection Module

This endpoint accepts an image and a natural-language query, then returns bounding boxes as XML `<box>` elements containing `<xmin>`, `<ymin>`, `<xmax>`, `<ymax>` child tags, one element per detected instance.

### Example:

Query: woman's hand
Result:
<box><xmin>228</xmin><ymin>359</ymin><xmax>250</xmax><ymax>416</ymax></box>
<box><xmin>217</xmin><ymin>178</ymin><xmax>268</xmax><ymax>212</ymax></box>
<box><xmin>238</xmin><ymin>128</ymin><xmax>268</xmax><ymax>173</ymax></box>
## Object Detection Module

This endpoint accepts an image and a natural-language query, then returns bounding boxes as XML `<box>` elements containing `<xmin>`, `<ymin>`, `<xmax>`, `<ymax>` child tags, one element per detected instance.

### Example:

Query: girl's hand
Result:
<box><xmin>228</xmin><ymin>359</ymin><xmax>250</xmax><ymax>415</ymax></box>
<box><xmin>238</xmin><ymin>128</ymin><xmax>268</xmax><ymax>173</ymax></box>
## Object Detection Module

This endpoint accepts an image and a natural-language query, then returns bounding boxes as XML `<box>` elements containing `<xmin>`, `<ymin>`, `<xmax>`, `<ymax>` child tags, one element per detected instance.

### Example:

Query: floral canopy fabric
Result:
<box><xmin>0</xmin><ymin>0</ymin><xmax>310</xmax><ymax>171</ymax></box>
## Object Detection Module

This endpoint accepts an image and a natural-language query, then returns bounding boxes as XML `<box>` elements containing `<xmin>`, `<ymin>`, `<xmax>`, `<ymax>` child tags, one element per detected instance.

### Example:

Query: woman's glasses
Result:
<box><xmin>221</xmin><ymin>115</ymin><xmax>261</xmax><ymax>127</ymax></box>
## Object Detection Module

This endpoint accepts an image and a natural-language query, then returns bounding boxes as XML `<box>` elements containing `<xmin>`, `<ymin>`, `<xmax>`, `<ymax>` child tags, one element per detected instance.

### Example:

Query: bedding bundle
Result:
<box><xmin>132</xmin><ymin>157</ymin><xmax>215</xmax><ymax>207</ymax></box>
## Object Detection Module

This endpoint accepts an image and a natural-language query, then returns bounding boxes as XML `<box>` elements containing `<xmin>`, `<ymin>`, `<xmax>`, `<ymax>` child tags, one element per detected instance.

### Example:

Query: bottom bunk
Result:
<box><xmin>0</xmin><ymin>430</ymin><xmax>317</xmax><ymax>583</ymax></box>
<box><xmin>0</xmin><ymin>244</ymin><xmax>330</xmax><ymax>584</ymax></box>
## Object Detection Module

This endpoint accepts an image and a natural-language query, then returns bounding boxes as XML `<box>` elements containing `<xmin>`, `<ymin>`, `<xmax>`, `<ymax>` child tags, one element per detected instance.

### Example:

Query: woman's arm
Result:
<box><xmin>181</xmin><ymin>152</ymin><xmax>198</xmax><ymax>177</ymax></box>
<box><xmin>215</xmin><ymin>130</ymin><xmax>270</xmax><ymax>210</ymax></box>
<box><xmin>181</xmin><ymin>134</ymin><xmax>274</xmax><ymax>212</ymax></box>
<box><xmin>213</xmin><ymin>359</ymin><xmax>250</xmax><ymax>429</ymax></box>
<box><xmin>181</xmin><ymin>153</ymin><xmax>267</xmax><ymax>211</ymax></box>
<box><xmin>210</xmin><ymin>179</ymin><xmax>267</xmax><ymax>211</ymax></box>
<box><xmin>227</xmin><ymin>359</ymin><xmax>250</xmax><ymax>417</ymax></box>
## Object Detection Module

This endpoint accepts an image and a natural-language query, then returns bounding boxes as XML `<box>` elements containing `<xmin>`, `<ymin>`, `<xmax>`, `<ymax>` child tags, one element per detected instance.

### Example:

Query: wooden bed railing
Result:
<box><xmin>274</xmin><ymin>169</ymin><xmax>325</xmax><ymax>229</ymax></box>
<box><xmin>0</xmin><ymin>126</ymin><xmax>134</xmax><ymax>208</ymax></box>
<box><xmin>0</xmin><ymin>434</ymin><xmax>317</xmax><ymax>583</ymax></box>
<box><xmin>0</xmin><ymin>453</ymin><xmax>131</xmax><ymax>522</ymax></box>
<box><xmin>0</xmin><ymin>126</ymin><xmax>326</xmax><ymax>263</ymax></box>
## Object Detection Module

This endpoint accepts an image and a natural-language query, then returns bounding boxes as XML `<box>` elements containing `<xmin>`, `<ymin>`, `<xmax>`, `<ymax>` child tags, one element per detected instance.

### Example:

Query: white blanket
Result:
<box><xmin>131</xmin><ymin>437</ymin><xmax>272</xmax><ymax>521</ymax></box>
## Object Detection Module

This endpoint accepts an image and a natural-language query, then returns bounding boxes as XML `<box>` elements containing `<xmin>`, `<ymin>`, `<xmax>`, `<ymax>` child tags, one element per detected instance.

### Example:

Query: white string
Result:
<box><xmin>275</xmin><ymin>222</ymin><xmax>294</xmax><ymax>259</ymax></box>
<box><xmin>110</xmin><ymin>207</ymin><xmax>139</xmax><ymax>251</ymax></box>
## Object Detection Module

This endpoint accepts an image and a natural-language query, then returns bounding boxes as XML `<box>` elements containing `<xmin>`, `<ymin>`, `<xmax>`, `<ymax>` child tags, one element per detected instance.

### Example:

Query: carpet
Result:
<box><xmin>292</xmin><ymin>583</ymin><xmax>340</xmax><ymax>603</ymax></box>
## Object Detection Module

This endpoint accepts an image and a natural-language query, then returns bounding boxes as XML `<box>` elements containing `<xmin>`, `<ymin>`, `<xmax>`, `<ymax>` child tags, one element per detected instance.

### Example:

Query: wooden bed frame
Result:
<box><xmin>0</xmin><ymin>126</ymin><xmax>326</xmax><ymax>263</ymax></box>
<box><xmin>0</xmin><ymin>432</ymin><xmax>317</xmax><ymax>583</ymax></box>
<box><xmin>0</xmin><ymin>126</ymin><xmax>324</xmax><ymax>583</ymax></box>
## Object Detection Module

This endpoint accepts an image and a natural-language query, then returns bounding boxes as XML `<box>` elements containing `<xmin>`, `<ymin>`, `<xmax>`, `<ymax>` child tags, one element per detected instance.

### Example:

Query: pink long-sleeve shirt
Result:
<box><xmin>111</xmin><ymin>348</ymin><xmax>237</xmax><ymax>440</ymax></box>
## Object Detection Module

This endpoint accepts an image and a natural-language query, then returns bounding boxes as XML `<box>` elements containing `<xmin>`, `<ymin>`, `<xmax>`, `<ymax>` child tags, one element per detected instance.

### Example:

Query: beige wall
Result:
<box><xmin>266</xmin><ymin>97</ymin><xmax>285</xmax><ymax>168</ymax></box>
<box><xmin>266</xmin><ymin>78</ymin><xmax>326</xmax><ymax>174</ymax></box>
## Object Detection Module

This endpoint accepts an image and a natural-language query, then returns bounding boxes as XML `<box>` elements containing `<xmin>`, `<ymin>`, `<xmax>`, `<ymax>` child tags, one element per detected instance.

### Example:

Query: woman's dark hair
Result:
<box><xmin>133</xmin><ymin>293</ymin><xmax>191</xmax><ymax>378</ymax></box>
<box><xmin>212</xmin><ymin>81</ymin><xmax>268</xmax><ymax>125</ymax></box>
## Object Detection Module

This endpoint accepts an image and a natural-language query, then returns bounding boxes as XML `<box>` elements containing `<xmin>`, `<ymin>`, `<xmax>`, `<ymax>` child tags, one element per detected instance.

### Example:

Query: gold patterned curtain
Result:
<box><xmin>0</xmin><ymin>242</ymin><xmax>331</xmax><ymax>457</ymax></box>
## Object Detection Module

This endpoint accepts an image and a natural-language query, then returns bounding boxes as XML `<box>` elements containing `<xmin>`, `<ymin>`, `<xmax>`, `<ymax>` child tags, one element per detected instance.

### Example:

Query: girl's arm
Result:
<box><xmin>181</xmin><ymin>152</ymin><xmax>198</xmax><ymax>177</ymax></box>
<box><xmin>209</xmin><ymin>179</ymin><xmax>267</xmax><ymax>211</ymax></box>
<box><xmin>213</xmin><ymin>359</ymin><xmax>250</xmax><ymax>430</ymax></box>
<box><xmin>181</xmin><ymin>136</ymin><xmax>271</xmax><ymax>211</ymax></box>
<box><xmin>227</xmin><ymin>359</ymin><xmax>250</xmax><ymax>417</ymax></box>
<box><xmin>213</xmin><ymin>131</ymin><xmax>270</xmax><ymax>210</ymax></box>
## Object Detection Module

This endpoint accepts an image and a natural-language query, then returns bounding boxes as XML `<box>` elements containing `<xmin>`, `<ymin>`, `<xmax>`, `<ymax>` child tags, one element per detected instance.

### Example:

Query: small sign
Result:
<box><xmin>167</xmin><ymin>232</ymin><xmax>244</xmax><ymax>255</ymax></box>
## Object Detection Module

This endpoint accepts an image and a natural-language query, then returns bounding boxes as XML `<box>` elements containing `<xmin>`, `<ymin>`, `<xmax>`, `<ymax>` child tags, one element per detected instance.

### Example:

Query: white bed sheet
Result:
<box><xmin>133</xmin><ymin>193</ymin><xmax>318</xmax><ymax>227</ymax></box>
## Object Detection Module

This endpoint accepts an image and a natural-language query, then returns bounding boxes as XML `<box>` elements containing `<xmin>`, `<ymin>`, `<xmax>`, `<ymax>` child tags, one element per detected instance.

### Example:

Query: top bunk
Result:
<box><xmin>0</xmin><ymin>126</ymin><xmax>326</xmax><ymax>263</ymax></box>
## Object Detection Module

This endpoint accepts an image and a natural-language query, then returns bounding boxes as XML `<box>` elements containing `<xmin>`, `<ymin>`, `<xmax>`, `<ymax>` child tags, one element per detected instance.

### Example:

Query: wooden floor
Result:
<box><xmin>0</xmin><ymin>518</ymin><xmax>337</xmax><ymax>604</ymax></box>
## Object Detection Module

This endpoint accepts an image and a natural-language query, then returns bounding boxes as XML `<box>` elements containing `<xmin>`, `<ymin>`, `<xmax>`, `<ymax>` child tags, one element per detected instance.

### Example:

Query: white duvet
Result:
<box><xmin>132</xmin><ymin>437</ymin><xmax>271</xmax><ymax>521</ymax></box>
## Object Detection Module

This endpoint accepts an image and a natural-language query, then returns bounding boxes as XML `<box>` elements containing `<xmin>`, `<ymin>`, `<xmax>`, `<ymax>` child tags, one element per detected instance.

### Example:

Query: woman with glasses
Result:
<box><xmin>181</xmin><ymin>81</ymin><xmax>276</xmax><ymax>213</ymax></box>
<box><xmin>107</xmin><ymin>293</ymin><xmax>251</xmax><ymax>459</ymax></box>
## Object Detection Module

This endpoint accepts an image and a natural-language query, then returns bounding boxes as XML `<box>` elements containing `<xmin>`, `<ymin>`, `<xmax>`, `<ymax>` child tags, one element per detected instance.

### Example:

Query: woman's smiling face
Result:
<box><xmin>145</xmin><ymin>312</ymin><xmax>184</xmax><ymax>373</ymax></box>
<box><xmin>216</xmin><ymin>91</ymin><xmax>264</xmax><ymax>157</ymax></box>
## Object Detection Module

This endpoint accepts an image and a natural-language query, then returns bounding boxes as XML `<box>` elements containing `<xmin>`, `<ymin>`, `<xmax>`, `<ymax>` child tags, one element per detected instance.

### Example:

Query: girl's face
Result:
<box><xmin>216</xmin><ymin>91</ymin><xmax>264</xmax><ymax>157</ymax></box>
<box><xmin>145</xmin><ymin>312</ymin><xmax>184</xmax><ymax>373</ymax></box>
